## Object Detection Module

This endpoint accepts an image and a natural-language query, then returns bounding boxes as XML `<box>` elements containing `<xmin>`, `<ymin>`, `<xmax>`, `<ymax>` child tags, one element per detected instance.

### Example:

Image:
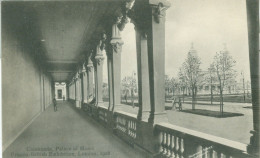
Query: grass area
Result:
<box><xmin>181</xmin><ymin>109</ymin><xmax>244</xmax><ymax>118</ymax></box>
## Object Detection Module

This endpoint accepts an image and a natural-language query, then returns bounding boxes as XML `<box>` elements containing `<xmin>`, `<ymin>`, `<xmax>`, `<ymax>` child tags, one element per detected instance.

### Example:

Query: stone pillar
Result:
<box><xmin>75</xmin><ymin>73</ymin><xmax>81</xmax><ymax>108</ymax></box>
<box><xmin>82</xmin><ymin>70</ymin><xmax>88</xmax><ymax>103</ymax></box>
<box><xmin>246</xmin><ymin>0</ymin><xmax>259</xmax><ymax>155</ymax></box>
<box><xmin>146</xmin><ymin>0</ymin><xmax>170</xmax><ymax>124</ymax></box>
<box><xmin>93</xmin><ymin>61</ymin><xmax>98</xmax><ymax>105</ymax></box>
<box><xmin>66</xmin><ymin>84</ymin><xmax>69</xmax><ymax>101</ymax></box>
<box><xmin>106</xmin><ymin>50</ymin><xmax>114</xmax><ymax>111</ymax></box>
<box><xmin>135</xmin><ymin>26</ymin><xmax>151</xmax><ymax>122</ymax></box>
<box><xmin>108</xmin><ymin>17</ymin><xmax>124</xmax><ymax>112</ymax></box>
<box><xmin>95</xmin><ymin>42</ymin><xmax>105</xmax><ymax>107</ymax></box>
<box><xmin>79</xmin><ymin>74</ymin><xmax>82</xmax><ymax>108</ymax></box>
<box><xmin>81</xmin><ymin>74</ymin><xmax>84</xmax><ymax>103</ymax></box>
<box><xmin>87</xmin><ymin>54</ymin><xmax>94</xmax><ymax>103</ymax></box>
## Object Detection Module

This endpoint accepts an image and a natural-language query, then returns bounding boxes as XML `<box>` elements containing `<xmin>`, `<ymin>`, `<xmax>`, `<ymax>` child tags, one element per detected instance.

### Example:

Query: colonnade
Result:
<box><xmin>67</xmin><ymin>0</ymin><xmax>259</xmax><ymax>156</ymax></box>
<box><xmin>67</xmin><ymin>0</ymin><xmax>171</xmax><ymax>124</ymax></box>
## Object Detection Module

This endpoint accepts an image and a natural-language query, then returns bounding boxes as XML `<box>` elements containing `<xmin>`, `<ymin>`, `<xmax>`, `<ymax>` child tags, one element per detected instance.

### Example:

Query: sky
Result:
<box><xmin>104</xmin><ymin>0</ymin><xmax>251</xmax><ymax>83</ymax></box>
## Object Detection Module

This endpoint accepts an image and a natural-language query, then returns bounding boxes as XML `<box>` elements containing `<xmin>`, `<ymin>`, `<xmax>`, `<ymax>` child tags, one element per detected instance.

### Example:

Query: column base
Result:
<box><xmin>76</xmin><ymin>100</ymin><xmax>81</xmax><ymax>108</ymax></box>
<box><xmin>148</xmin><ymin>111</ymin><xmax>168</xmax><ymax>124</ymax></box>
<box><xmin>137</xmin><ymin>110</ymin><xmax>150</xmax><ymax>122</ymax></box>
<box><xmin>96</xmin><ymin>101</ymin><xmax>104</xmax><ymax>107</ymax></box>
<box><xmin>112</xmin><ymin>104</ymin><xmax>125</xmax><ymax>112</ymax></box>
<box><xmin>247</xmin><ymin>130</ymin><xmax>260</xmax><ymax>156</ymax></box>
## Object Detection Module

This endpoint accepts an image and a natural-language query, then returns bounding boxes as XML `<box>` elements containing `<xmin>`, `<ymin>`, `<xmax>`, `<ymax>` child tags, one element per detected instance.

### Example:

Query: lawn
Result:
<box><xmin>181</xmin><ymin>109</ymin><xmax>244</xmax><ymax>118</ymax></box>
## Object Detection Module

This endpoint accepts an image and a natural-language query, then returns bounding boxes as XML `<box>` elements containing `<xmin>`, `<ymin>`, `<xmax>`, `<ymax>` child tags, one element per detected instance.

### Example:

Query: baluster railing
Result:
<box><xmin>155</xmin><ymin>123</ymin><xmax>251</xmax><ymax>158</ymax></box>
<box><xmin>114</xmin><ymin>111</ymin><xmax>137</xmax><ymax>141</ymax></box>
<box><xmin>97</xmin><ymin>106</ymin><xmax>108</xmax><ymax>125</ymax></box>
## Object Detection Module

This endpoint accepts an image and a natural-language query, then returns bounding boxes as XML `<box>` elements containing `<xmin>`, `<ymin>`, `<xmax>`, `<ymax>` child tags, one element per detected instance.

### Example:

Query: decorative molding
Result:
<box><xmin>126</xmin><ymin>0</ymin><xmax>135</xmax><ymax>9</ymax></box>
<box><xmin>95</xmin><ymin>56</ymin><xmax>105</xmax><ymax>65</ymax></box>
<box><xmin>153</xmin><ymin>2</ymin><xmax>167</xmax><ymax>23</ymax></box>
<box><xmin>100</xmin><ymin>33</ymin><xmax>107</xmax><ymax>51</ymax></box>
<box><xmin>87</xmin><ymin>65</ymin><xmax>93</xmax><ymax>72</ymax></box>
<box><xmin>118</xmin><ymin>16</ymin><xmax>129</xmax><ymax>31</ymax></box>
<box><xmin>82</xmin><ymin>63</ymin><xmax>86</xmax><ymax>73</ymax></box>
<box><xmin>111</xmin><ymin>41</ymin><xmax>124</xmax><ymax>54</ymax></box>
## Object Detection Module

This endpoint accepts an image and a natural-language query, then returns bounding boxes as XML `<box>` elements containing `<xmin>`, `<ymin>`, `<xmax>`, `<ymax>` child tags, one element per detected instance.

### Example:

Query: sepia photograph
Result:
<box><xmin>1</xmin><ymin>0</ymin><xmax>259</xmax><ymax>157</ymax></box>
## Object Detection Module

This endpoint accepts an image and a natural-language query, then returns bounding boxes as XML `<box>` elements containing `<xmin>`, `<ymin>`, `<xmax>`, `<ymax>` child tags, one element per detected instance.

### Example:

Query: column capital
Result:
<box><xmin>150</xmin><ymin>1</ymin><xmax>170</xmax><ymax>24</ymax></box>
<box><xmin>87</xmin><ymin>65</ymin><xmax>93</xmax><ymax>72</ymax></box>
<box><xmin>148</xmin><ymin>0</ymin><xmax>171</xmax><ymax>7</ymax></box>
<box><xmin>110</xmin><ymin>39</ymin><xmax>124</xmax><ymax>54</ymax></box>
<box><xmin>95</xmin><ymin>55</ymin><xmax>105</xmax><ymax>65</ymax></box>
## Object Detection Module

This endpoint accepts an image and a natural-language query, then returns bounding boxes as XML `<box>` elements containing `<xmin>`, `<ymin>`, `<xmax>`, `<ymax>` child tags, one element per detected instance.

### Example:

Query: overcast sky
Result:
<box><xmin>104</xmin><ymin>0</ymin><xmax>251</xmax><ymax>83</ymax></box>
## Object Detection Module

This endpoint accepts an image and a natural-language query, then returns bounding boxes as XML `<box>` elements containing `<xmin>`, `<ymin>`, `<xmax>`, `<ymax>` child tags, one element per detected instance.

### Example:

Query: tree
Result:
<box><xmin>170</xmin><ymin>77</ymin><xmax>179</xmax><ymax>96</ymax></box>
<box><xmin>206</xmin><ymin>64</ymin><xmax>218</xmax><ymax>105</ymax></box>
<box><xmin>165</xmin><ymin>75</ymin><xmax>171</xmax><ymax>100</ymax></box>
<box><xmin>211</xmin><ymin>49</ymin><xmax>236</xmax><ymax>114</ymax></box>
<box><xmin>178</xmin><ymin>67</ymin><xmax>188</xmax><ymax>103</ymax></box>
<box><xmin>179</xmin><ymin>49</ymin><xmax>202</xmax><ymax>110</ymax></box>
<box><xmin>121</xmin><ymin>73</ymin><xmax>137</xmax><ymax>107</ymax></box>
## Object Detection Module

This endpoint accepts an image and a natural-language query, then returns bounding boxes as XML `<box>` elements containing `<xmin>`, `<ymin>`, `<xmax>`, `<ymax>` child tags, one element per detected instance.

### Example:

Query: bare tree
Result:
<box><xmin>121</xmin><ymin>73</ymin><xmax>137</xmax><ymax>107</ymax></box>
<box><xmin>165</xmin><ymin>75</ymin><xmax>171</xmax><ymax>100</ymax></box>
<box><xmin>178</xmin><ymin>67</ymin><xmax>188</xmax><ymax>103</ymax></box>
<box><xmin>211</xmin><ymin>49</ymin><xmax>236</xmax><ymax>114</ymax></box>
<box><xmin>170</xmin><ymin>77</ymin><xmax>179</xmax><ymax>96</ymax></box>
<box><xmin>206</xmin><ymin>64</ymin><xmax>217</xmax><ymax>105</ymax></box>
<box><xmin>179</xmin><ymin>48</ymin><xmax>202</xmax><ymax>110</ymax></box>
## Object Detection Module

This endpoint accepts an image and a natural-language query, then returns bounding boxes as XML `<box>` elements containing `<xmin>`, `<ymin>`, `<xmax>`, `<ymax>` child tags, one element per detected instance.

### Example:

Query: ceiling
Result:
<box><xmin>2</xmin><ymin>1</ymin><xmax>123</xmax><ymax>82</ymax></box>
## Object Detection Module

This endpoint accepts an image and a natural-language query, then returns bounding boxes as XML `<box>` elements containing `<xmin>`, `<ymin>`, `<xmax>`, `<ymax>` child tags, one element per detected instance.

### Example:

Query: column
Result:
<box><xmin>94</xmin><ymin>61</ymin><xmax>98</xmax><ymax>105</ymax></box>
<box><xmin>135</xmin><ymin>26</ymin><xmax>151</xmax><ymax>122</ymax></box>
<box><xmin>87</xmin><ymin>54</ymin><xmax>94</xmax><ymax>103</ymax></box>
<box><xmin>75</xmin><ymin>73</ymin><xmax>81</xmax><ymax>108</ymax></box>
<box><xmin>95</xmin><ymin>40</ymin><xmax>105</xmax><ymax>106</ymax></box>
<box><xmin>78</xmin><ymin>75</ymin><xmax>82</xmax><ymax>108</ymax></box>
<box><xmin>82</xmin><ymin>65</ymin><xmax>88</xmax><ymax>103</ymax></box>
<box><xmin>81</xmin><ymin>73</ymin><xmax>84</xmax><ymax>103</ymax></box>
<box><xmin>246</xmin><ymin>0</ymin><xmax>259</xmax><ymax>155</ymax></box>
<box><xmin>107</xmin><ymin>17</ymin><xmax>124</xmax><ymax>111</ymax></box>
<box><xmin>146</xmin><ymin>0</ymin><xmax>170</xmax><ymax>124</ymax></box>
<box><xmin>106</xmin><ymin>49</ymin><xmax>114</xmax><ymax>110</ymax></box>
<box><xmin>68</xmin><ymin>84</ymin><xmax>70</xmax><ymax>100</ymax></box>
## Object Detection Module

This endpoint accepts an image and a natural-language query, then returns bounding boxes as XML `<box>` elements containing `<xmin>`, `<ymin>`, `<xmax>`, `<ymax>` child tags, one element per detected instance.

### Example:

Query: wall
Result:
<box><xmin>2</xmin><ymin>26</ymin><xmax>53</xmax><ymax>151</ymax></box>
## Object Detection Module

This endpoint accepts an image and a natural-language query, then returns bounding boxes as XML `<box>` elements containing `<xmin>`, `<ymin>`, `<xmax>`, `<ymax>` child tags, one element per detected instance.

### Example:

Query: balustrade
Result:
<box><xmin>98</xmin><ymin>106</ymin><xmax>108</xmax><ymax>125</ymax></box>
<box><xmin>155</xmin><ymin>123</ymin><xmax>252</xmax><ymax>158</ymax></box>
<box><xmin>114</xmin><ymin>111</ymin><xmax>137</xmax><ymax>140</ymax></box>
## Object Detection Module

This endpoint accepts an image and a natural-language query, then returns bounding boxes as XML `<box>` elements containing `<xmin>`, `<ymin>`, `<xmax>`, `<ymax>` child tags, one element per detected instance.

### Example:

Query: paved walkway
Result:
<box><xmin>103</xmin><ymin>101</ymin><xmax>252</xmax><ymax>144</ymax></box>
<box><xmin>3</xmin><ymin>101</ymin><xmax>146</xmax><ymax>158</ymax></box>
